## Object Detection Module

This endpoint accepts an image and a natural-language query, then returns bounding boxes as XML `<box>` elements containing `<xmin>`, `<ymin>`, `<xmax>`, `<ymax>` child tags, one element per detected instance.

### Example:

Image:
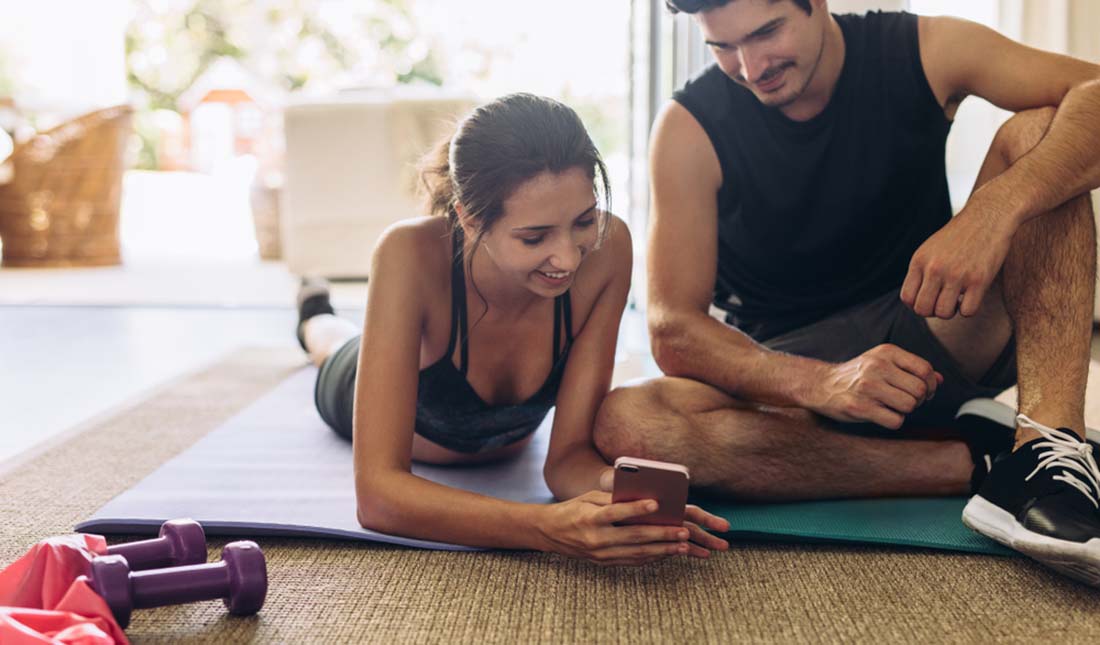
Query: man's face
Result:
<box><xmin>697</xmin><ymin>0</ymin><xmax>827</xmax><ymax>109</ymax></box>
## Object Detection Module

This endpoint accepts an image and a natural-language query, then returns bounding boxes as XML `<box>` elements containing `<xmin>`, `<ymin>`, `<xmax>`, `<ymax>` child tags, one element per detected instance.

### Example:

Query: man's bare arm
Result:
<box><xmin>902</xmin><ymin>16</ymin><xmax>1100</xmax><ymax>318</ymax></box>
<box><xmin>646</xmin><ymin>102</ymin><xmax>939</xmax><ymax>428</ymax></box>
<box><xmin>646</xmin><ymin>102</ymin><xmax>820</xmax><ymax>407</ymax></box>
<box><xmin>921</xmin><ymin>15</ymin><xmax>1100</xmax><ymax>226</ymax></box>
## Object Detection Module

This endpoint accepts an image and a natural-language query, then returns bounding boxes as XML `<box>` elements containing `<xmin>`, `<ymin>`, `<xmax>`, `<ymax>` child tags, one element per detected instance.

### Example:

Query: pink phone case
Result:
<box><xmin>611</xmin><ymin>456</ymin><xmax>690</xmax><ymax>526</ymax></box>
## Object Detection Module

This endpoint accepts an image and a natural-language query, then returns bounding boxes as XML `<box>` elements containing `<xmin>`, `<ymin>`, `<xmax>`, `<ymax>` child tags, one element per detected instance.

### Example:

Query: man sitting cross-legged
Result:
<box><xmin>593</xmin><ymin>0</ymin><xmax>1100</xmax><ymax>585</ymax></box>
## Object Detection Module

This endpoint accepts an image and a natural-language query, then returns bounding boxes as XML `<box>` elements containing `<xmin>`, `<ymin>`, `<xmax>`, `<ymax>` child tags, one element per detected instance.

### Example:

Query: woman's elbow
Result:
<box><xmin>355</xmin><ymin>477</ymin><xmax>403</xmax><ymax>533</ymax></box>
<box><xmin>355</xmin><ymin>494</ymin><xmax>387</xmax><ymax>532</ymax></box>
<box><xmin>542</xmin><ymin>463</ymin><xmax>569</xmax><ymax>501</ymax></box>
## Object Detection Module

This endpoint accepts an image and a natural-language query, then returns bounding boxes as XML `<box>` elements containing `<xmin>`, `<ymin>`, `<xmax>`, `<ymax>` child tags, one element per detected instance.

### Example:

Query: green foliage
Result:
<box><xmin>126</xmin><ymin>0</ymin><xmax>444</xmax><ymax>168</ymax></box>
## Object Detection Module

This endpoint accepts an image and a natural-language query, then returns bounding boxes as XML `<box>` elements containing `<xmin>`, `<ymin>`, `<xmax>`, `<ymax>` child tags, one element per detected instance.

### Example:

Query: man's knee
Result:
<box><xmin>593</xmin><ymin>380</ymin><xmax>684</xmax><ymax>462</ymax></box>
<box><xmin>594</xmin><ymin>384</ymin><xmax>652</xmax><ymax>461</ymax></box>
<box><xmin>994</xmin><ymin>106</ymin><xmax>1056</xmax><ymax>165</ymax></box>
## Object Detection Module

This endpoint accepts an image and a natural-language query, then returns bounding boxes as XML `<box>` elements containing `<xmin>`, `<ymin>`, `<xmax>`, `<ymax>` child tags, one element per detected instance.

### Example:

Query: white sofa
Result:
<box><xmin>281</xmin><ymin>90</ymin><xmax>476</xmax><ymax>278</ymax></box>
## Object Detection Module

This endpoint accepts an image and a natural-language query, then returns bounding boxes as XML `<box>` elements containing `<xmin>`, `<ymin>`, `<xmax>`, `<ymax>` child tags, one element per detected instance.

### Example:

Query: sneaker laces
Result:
<box><xmin>1018</xmin><ymin>414</ymin><xmax>1100</xmax><ymax>509</ymax></box>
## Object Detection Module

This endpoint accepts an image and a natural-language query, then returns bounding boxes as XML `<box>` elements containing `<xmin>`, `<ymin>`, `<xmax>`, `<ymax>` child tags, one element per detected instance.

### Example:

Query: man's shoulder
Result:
<box><xmin>679</xmin><ymin>62</ymin><xmax>728</xmax><ymax>91</ymax></box>
<box><xmin>671</xmin><ymin>64</ymin><xmax>747</xmax><ymax>148</ymax></box>
<box><xmin>675</xmin><ymin>63</ymin><xmax>745</xmax><ymax>110</ymax></box>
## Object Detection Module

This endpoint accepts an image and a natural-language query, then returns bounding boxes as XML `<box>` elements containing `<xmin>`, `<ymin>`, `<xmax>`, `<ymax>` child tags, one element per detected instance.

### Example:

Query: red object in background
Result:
<box><xmin>0</xmin><ymin>534</ymin><xmax>128</xmax><ymax>645</ymax></box>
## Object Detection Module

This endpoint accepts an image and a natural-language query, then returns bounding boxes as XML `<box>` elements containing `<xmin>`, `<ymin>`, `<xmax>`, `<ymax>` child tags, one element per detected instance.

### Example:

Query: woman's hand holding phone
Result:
<box><xmin>536</xmin><ymin>491</ymin><xmax>695</xmax><ymax>566</ymax></box>
<box><xmin>608</xmin><ymin>457</ymin><xmax>730</xmax><ymax>559</ymax></box>
<box><xmin>534</xmin><ymin>463</ymin><xmax>730</xmax><ymax>565</ymax></box>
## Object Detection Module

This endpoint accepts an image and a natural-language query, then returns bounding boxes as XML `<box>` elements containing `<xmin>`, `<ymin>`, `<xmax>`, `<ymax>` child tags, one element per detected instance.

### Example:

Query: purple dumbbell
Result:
<box><xmin>105</xmin><ymin>519</ymin><xmax>207</xmax><ymax>570</ymax></box>
<box><xmin>87</xmin><ymin>540</ymin><xmax>267</xmax><ymax>628</ymax></box>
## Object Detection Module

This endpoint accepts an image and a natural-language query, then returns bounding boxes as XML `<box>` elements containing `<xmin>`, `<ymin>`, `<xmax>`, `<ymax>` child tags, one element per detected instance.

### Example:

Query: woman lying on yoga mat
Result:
<box><xmin>296</xmin><ymin>93</ymin><xmax>729</xmax><ymax>565</ymax></box>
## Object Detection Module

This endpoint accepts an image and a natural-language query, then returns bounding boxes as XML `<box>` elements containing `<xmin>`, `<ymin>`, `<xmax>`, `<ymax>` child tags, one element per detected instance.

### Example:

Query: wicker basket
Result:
<box><xmin>0</xmin><ymin>105</ymin><xmax>133</xmax><ymax>267</ymax></box>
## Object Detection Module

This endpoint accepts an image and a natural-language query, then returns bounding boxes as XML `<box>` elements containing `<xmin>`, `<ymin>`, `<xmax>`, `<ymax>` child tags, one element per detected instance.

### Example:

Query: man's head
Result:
<box><xmin>665</xmin><ymin>0</ymin><xmax>811</xmax><ymax>15</ymax></box>
<box><xmin>668</xmin><ymin>0</ymin><xmax>829</xmax><ymax>110</ymax></box>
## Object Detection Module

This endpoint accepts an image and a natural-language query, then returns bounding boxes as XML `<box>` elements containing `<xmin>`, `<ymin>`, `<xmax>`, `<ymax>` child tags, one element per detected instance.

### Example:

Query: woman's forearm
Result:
<box><xmin>357</xmin><ymin>471</ymin><xmax>551</xmax><ymax>551</ymax></box>
<box><xmin>544</xmin><ymin>445</ymin><xmax>612</xmax><ymax>501</ymax></box>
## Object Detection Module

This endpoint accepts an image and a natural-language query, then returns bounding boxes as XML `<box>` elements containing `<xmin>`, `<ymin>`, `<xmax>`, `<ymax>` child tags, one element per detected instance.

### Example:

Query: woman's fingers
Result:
<box><xmin>685</xmin><ymin>543</ymin><xmax>712</xmax><ymax>559</ymax></box>
<box><xmin>683</xmin><ymin>521</ymin><xmax>729</xmax><ymax>552</ymax></box>
<box><xmin>685</xmin><ymin>505</ymin><xmax>730</xmax><ymax>532</ymax></box>
<box><xmin>598</xmin><ymin>467</ymin><xmax>615</xmax><ymax>492</ymax></box>
<box><xmin>579</xmin><ymin>490</ymin><xmax>613</xmax><ymax>506</ymax></box>
<box><xmin>588</xmin><ymin>541</ymin><xmax>688</xmax><ymax>565</ymax></box>
<box><xmin>585</xmin><ymin>501</ymin><xmax>731</xmax><ymax>563</ymax></box>
<box><xmin>603</xmin><ymin>524</ymin><xmax>690</xmax><ymax>546</ymax></box>
<box><xmin>597</xmin><ymin>498</ymin><xmax>659</xmax><ymax>524</ymax></box>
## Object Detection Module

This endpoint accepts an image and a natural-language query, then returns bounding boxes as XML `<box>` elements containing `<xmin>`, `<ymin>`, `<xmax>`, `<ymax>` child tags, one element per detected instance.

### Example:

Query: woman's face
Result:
<box><xmin>474</xmin><ymin>167</ymin><xmax>600</xmax><ymax>298</ymax></box>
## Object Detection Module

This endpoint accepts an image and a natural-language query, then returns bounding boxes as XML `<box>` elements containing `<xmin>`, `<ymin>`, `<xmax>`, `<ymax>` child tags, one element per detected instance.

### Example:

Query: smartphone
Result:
<box><xmin>611</xmin><ymin>456</ymin><xmax>690</xmax><ymax>526</ymax></box>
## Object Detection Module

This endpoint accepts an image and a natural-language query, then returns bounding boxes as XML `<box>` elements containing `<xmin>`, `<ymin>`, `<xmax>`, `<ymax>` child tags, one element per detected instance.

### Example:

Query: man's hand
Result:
<box><xmin>900</xmin><ymin>197</ymin><xmax>1017</xmax><ymax>319</ymax></box>
<box><xmin>806</xmin><ymin>344</ymin><xmax>943</xmax><ymax>430</ymax></box>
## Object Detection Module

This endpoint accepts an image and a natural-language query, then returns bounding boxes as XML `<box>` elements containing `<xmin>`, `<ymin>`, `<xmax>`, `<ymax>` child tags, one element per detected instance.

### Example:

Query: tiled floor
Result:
<box><xmin>0</xmin><ymin>305</ymin><xmax>312</xmax><ymax>465</ymax></box>
<box><xmin>0</xmin><ymin>261</ymin><xmax>369</xmax><ymax>308</ymax></box>
<box><xmin>0</xmin><ymin>299</ymin><xmax>655</xmax><ymax>467</ymax></box>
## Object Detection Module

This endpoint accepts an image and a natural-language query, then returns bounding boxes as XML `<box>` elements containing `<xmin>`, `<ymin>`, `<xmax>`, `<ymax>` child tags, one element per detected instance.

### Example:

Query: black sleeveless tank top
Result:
<box><xmin>671</xmin><ymin>11</ymin><xmax>952</xmax><ymax>341</ymax></box>
<box><xmin>414</xmin><ymin>228</ymin><xmax>574</xmax><ymax>453</ymax></box>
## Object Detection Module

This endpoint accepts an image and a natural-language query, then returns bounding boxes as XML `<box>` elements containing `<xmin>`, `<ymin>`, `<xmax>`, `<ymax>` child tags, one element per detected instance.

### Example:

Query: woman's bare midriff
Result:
<box><xmin>411</xmin><ymin>431</ymin><xmax>535</xmax><ymax>465</ymax></box>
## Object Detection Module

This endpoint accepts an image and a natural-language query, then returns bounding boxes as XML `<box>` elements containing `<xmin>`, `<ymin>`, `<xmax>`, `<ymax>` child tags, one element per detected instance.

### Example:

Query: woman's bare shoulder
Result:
<box><xmin>372</xmin><ymin>217</ymin><xmax>453</xmax><ymax>277</ymax></box>
<box><xmin>569</xmin><ymin>214</ymin><xmax>632</xmax><ymax>323</ymax></box>
<box><xmin>578</xmin><ymin>214</ymin><xmax>633</xmax><ymax>292</ymax></box>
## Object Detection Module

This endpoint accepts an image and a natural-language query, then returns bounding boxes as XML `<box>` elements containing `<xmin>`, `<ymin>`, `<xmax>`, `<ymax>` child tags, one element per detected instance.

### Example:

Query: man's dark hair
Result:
<box><xmin>665</xmin><ymin>0</ymin><xmax>813</xmax><ymax>16</ymax></box>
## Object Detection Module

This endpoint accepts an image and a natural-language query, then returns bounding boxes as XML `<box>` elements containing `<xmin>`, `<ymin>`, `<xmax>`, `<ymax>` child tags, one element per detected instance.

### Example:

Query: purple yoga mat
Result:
<box><xmin>77</xmin><ymin>368</ymin><xmax>554</xmax><ymax>551</ymax></box>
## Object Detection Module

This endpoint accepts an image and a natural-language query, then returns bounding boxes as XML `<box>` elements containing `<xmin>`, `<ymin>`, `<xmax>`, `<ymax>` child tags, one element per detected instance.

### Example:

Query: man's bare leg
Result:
<box><xmin>594</xmin><ymin>377</ymin><xmax>972</xmax><ymax>501</ymax></box>
<box><xmin>942</xmin><ymin>113</ymin><xmax>1100</xmax><ymax>588</ymax></box>
<box><xmin>925</xmin><ymin>107</ymin><xmax>1096</xmax><ymax>444</ymax></box>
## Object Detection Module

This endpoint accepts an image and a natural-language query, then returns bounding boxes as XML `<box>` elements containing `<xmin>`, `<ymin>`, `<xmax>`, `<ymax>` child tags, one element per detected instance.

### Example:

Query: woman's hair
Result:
<box><xmin>418</xmin><ymin>93</ymin><xmax>612</xmax><ymax>252</ymax></box>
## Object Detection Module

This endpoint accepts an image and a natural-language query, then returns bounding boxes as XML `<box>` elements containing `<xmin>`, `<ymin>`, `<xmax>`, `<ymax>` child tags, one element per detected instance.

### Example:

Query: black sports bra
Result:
<box><xmin>413</xmin><ymin>228</ymin><xmax>574</xmax><ymax>453</ymax></box>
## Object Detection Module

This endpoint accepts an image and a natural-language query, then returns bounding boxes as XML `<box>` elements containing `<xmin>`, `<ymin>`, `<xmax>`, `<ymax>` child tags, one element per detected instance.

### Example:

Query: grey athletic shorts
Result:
<box><xmin>755</xmin><ymin>288</ymin><xmax>1018</xmax><ymax>431</ymax></box>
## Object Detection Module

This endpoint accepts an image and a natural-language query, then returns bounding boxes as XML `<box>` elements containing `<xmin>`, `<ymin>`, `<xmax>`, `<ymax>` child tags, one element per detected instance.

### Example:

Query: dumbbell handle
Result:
<box><xmin>107</xmin><ymin>538</ymin><xmax>180</xmax><ymax>570</ymax></box>
<box><xmin>130</xmin><ymin>562</ymin><xmax>231</xmax><ymax>609</ymax></box>
<box><xmin>102</xmin><ymin>519</ymin><xmax>206</xmax><ymax>570</ymax></box>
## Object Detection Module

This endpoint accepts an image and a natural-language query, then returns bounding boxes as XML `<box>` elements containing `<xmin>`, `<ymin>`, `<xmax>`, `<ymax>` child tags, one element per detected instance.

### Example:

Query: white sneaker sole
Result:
<box><xmin>962</xmin><ymin>495</ymin><xmax>1100</xmax><ymax>587</ymax></box>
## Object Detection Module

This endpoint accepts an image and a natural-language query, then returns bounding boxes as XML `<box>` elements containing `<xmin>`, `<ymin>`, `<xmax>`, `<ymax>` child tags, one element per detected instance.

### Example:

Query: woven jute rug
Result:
<box><xmin>3</xmin><ymin>347</ymin><xmax>1099</xmax><ymax>644</ymax></box>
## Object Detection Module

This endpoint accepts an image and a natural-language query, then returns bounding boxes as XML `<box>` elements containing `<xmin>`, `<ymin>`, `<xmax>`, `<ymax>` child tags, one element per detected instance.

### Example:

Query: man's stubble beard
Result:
<box><xmin>762</xmin><ymin>21</ymin><xmax>829</xmax><ymax>110</ymax></box>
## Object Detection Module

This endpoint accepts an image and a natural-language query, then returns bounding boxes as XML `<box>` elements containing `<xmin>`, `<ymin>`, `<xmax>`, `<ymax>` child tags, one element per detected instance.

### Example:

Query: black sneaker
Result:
<box><xmin>295</xmin><ymin>277</ymin><xmax>335</xmax><ymax>352</ymax></box>
<box><xmin>955</xmin><ymin>398</ymin><xmax>1017</xmax><ymax>493</ymax></box>
<box><xmin>962</xmin><ymin>414</ymin><xmax>1100</xmax><ymax>587</ymax></box>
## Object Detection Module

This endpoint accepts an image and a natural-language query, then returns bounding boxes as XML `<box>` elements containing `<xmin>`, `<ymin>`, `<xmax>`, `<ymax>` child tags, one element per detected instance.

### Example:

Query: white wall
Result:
<box><xmin>0</xmin><ymin>1</ymin><xmax>129</xmax><ymax>115</ymax></box>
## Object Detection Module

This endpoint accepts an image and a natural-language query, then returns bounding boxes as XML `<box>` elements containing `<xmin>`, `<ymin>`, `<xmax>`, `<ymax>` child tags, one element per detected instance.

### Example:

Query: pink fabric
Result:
<box><xmin>0</xmin><ymin>534</ymin><xmax>128</xmax><ymax>644</ymax></box>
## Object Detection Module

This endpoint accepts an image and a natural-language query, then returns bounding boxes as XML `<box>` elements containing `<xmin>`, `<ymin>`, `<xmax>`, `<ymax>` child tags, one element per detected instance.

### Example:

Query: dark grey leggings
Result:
<box><xmin>313</xmin><ymin>335</ymin><xmax>361</xmax><ymax>441</ymax></box>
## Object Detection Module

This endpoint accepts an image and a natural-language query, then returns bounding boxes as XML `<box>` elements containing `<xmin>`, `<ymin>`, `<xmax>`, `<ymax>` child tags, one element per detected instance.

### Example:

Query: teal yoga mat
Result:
<box><xmin>79</xmin><ymin>367</ymin><xmax>1014</xmax><ymax>556</ymax></box>
<box><xmin>703</xmin><ymin>497</ymin><xmax>1013</xmax><ymax>555</ymax></box>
